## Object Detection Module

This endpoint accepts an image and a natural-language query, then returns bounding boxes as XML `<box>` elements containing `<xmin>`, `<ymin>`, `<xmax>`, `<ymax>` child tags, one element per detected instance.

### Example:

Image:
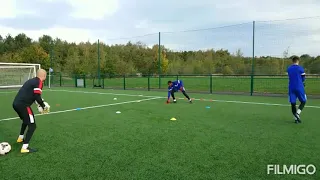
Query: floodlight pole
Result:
<box><xmin>98</xmin><ymin>39</ymin><xmax>101</xmax><ymax>86</ymax></box>
<box><xmin>250</xmin><ymin>21</ymin><xmax>255</xmax><ymax>96</ymax></box>
<box><xmin>158</xmin><ymin>32</ymin><xmax>161</xmax><ymax>89</ymax></box>
<box><xmin>49</xmin><ymin>41</ymin><xmax>53</xmax><ymax>89</ymax></box>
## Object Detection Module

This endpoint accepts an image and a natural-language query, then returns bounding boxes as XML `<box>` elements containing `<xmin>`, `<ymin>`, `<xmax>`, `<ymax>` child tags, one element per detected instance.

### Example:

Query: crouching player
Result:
<box><xmin>287</xmin><ymin>56</ymin><xmax>307</xmax><ymax>123</ymax></box>
<box><xmin>12</xmin><ymin>69</ymin><xmax>50</xmax><ymax>153</ymax></box>
<box><xmin>167</xmin><ymin>80</ymin><xmax>192</xmax><ymax>104</ymax></box>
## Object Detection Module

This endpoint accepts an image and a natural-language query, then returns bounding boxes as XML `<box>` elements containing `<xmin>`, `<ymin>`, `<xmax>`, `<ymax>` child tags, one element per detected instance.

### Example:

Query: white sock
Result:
<box><xmin>297</xmin><ymin>109</ymin><xmax>302</xmax><ymax>115</ymax></box>
<box><xmin>22</xmin><ymin>144</ymin><xmax>29</xmax><ymax>149</ymax></box>
<box><xmin>19</xmin><ymin>135</ymin><xmax>24</xmax><ymax>139</ymax></box>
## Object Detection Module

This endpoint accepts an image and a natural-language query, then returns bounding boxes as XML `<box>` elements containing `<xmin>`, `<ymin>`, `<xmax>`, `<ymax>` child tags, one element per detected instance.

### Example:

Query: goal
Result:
<box><xmin>0</xmin><ymin>62</ymin><xmax>41</xmax><ymax>88</ymax></box>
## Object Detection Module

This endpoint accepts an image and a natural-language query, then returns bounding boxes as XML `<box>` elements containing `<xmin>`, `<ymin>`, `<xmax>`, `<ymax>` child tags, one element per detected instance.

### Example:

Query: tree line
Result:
<box><xmin>0</xmin><ymin>33</ymin><xmax>319</xmax><ymax>76</ymax></box>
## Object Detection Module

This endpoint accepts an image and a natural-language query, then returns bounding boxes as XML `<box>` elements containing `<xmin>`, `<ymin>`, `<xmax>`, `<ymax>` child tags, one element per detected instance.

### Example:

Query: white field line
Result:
<box><xmin>0</xmin><ymin>91</ymin><xmax>17</xmax><ymax>94</ymax></box>
<box><xmin>48</xmin><ymin>89</ymin><xmax>320</xmax><ymax>109</ymax></box>
<box><xmin>0</xmin><ymin>97</ymin><xmax>161</xmax><ymax>122</ymax></box>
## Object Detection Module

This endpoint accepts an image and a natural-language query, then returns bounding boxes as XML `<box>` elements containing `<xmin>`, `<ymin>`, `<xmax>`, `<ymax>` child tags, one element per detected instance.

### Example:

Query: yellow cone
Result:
<box><xmin>170</xmin><ymin>117</ymin><xmax>177</xmax><ymax>121</ymax></box>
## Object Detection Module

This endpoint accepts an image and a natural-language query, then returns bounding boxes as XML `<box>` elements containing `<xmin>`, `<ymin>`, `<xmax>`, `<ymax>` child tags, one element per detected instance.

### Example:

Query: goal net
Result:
<box><xmin>0</xmin><ymin>62</ymin><xmax>41</xmax><ymax>89</ymax></box>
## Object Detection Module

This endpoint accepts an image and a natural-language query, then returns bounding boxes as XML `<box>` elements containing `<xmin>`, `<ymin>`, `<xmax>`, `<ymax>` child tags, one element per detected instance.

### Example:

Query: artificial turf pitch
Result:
<box><xmin>0</xmin><ymin>88</ymin><xmax>319</xmax><ymax>180</ymax></box>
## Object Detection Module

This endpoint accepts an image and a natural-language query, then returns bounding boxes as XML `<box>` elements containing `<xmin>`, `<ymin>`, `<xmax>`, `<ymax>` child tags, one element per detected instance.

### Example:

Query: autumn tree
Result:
<box><xmin>0</xmin><ymin>33</ymin><xmax>319</xmax><ymax>76</ymax></box>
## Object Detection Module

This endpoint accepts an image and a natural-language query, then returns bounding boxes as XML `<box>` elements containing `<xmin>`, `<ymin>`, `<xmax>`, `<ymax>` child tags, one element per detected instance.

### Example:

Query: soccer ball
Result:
<box><xmin>0</xmin><ymin>142</ymin><xmax>11</xmax><ymax>155</ymax></box>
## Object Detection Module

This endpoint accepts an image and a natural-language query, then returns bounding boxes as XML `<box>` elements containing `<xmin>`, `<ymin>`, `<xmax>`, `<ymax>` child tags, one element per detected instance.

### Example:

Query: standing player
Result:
<box><xmin>167</xmin><ymin>80</ymin><xmax>192</xmax><ymax>104</ymax></box>
<box><xmin>287</xmin><ymin>56</ymin><xmax>306</xmax><ymax>123</ymax></box>
<box><xmin>12</xmin><ymin>69</ymin><xmax>49</xmax><ymax>153</ymax></box>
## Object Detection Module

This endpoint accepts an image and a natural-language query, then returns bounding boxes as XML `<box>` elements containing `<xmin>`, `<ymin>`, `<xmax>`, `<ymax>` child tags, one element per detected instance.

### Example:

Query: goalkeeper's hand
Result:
<box><xmin>37</xmin><ymin>102</ymin><xmax>50</xmax><ymax>114</ymax></box>
<box><xmin>34</xmin><ymin>98</ymin><xmax>45</xmax><ymax>106</ymax></box>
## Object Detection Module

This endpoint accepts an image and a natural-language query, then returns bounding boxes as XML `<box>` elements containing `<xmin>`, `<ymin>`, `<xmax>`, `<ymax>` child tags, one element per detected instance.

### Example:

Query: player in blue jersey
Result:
<box><xmin>287</xmin><ymin>56</ymin><xmax>306</xmax><ymax>123</ymax></box>
<box><xmin>167</xmin><ymin>80</ymin><xmax>192</xmax><ymax>104</ymax></box>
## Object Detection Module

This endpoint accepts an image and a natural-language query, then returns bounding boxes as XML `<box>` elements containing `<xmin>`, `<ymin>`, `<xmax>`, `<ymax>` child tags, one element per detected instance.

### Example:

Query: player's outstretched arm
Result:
<box><xmin>34</xmin><ymin>93</ymin><xmax>45</xmax><ymax>108</ymax></box>
<box><xmin>167</xmin><ymin>90</ymin><xmax>171</xmax><ymax>103</ymax></box>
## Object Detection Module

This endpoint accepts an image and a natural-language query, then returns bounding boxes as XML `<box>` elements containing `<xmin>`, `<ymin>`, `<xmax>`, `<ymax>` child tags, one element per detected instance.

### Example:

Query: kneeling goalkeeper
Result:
<box><xmin>12</xmin><ymin>69</ymin><xmax>49</xmax><ymax>153</ymax></box>
<box><xmin>167</xmin><ymin>80</ymin><xmax>192</xmax><ymax>103</ymax></box>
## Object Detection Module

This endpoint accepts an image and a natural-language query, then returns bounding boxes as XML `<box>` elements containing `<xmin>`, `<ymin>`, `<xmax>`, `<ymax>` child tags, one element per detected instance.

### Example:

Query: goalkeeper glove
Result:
<box><xmin>37</xmin><ymin>102</ymin><xmax>50</xmax><ymax>114</ymax></box>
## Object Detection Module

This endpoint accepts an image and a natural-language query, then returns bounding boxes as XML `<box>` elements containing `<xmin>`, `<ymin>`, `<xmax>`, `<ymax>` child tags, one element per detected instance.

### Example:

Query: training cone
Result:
<box><xmin>170</xmin><ymin>117</ymin><xmax>177</xmax><ymax>121</ymax></box>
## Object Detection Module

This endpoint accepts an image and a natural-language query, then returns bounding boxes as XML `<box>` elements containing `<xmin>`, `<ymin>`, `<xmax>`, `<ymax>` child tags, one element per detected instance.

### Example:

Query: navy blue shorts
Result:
<box><xmin>289</xmin><ymin>89</ymin><xmax>307</xmax><ymax>104</ymax></box>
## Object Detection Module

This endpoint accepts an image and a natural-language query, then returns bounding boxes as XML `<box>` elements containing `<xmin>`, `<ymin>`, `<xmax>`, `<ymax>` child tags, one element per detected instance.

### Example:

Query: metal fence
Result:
<box><xmin>45</xmin><ymin>73</ymin><xmax>320</xmax><ymax>97</ymax></box>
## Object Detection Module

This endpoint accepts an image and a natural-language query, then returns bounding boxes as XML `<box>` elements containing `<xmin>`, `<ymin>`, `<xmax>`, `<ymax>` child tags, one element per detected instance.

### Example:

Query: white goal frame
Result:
<box><xmin>0</xmin><ymin>62</ymin><xmax>41</xmax><ymax>88</ymax></box>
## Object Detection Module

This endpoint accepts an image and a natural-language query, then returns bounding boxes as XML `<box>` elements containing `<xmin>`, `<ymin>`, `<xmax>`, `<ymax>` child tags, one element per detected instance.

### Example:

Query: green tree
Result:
<box><xmin>0</xmin><ymin>35</ymin><xmax>5</xmax><ymax>54</ymax></box>
<box><xmin>14</xmin><ymin>33</ymin><xmax>32</xmax><ymax>50</ymax></box>
<box><xmin>20</xmin><ymin>44</ymin><xmax>49</xmax><ymax>69</ymax></box>
<box><xmin>152</xmin><ymin>45</ymin><xmax>169</xmax><ymax>74</ymax></box>
<box><xmin>3</xmin><ymin>34</ymin><xmax>15</xmax><ymax>53</ymax></box>
<box><xmin>0</xmin><ymin>32</ymin><xmax>319</xmax><ymax>77</ymax></box>
<box><xmin>309</xmin><ymin>56</ymin><xmax>320</xmax><ymax>74</ymax></box>
<box><xmin>39</xmin><ymin>35</ymin><xmax>53</xmax><ymax>54</ymax></box>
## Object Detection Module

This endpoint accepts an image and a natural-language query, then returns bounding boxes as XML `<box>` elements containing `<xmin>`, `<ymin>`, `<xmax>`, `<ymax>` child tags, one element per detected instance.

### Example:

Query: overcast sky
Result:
<box><xmin>0</xmin><ymin>0</ymin><xmax>319</xmax><ymax>57</ymax></box>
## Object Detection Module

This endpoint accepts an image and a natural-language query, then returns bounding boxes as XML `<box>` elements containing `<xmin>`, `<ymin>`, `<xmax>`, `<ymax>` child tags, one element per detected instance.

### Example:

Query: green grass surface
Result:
<box><xmin>0</xmin><ymin>88</ymin><xmax>320</xmax><ymax>180</ymax></box>
<box><xmin>48</xmin><ymin>75</ymin><xmax>320</xmax><ymax>95</ymax></box>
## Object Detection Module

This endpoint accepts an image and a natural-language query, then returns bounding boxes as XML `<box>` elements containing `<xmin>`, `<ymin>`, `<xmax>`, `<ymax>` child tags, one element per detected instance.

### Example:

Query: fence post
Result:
<box><xmin>148</xmin><ymin>74</ymin><xmax>150</xmax><ymax>91</ymax></box>
<box><xmin>123</xmin><ymin>75</ymin><xmax>126</xmax><ymax>90</ymax></box>
<box><xmin>74</xmin><ymin>74</ymin><xmax>77</xmax><ymax>87</ymax></box>
<box><xmin>250</xmin><ymin>21</ymin><xmax>256</xmax><ymax>96</ymax></box>
<box><xmin>102</xmin><ymin>76</ymin><xmax>104</xmax><ymax>89</ymax></box>
<box><xmin>59</xmin><ymin>73</ymin><xmax>62</xmax><ymax>86</ymax></box>
<box><xmin>210</xmin><ymin>74</ymin><xmax>213</xmax><ymax>93</ymax></box>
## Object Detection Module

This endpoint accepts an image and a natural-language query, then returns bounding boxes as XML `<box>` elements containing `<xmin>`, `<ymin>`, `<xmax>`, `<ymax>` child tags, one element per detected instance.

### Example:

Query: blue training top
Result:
<box><xmin>167</xmin><ymin>80</ymin><xmax>183</xmax><ymax>99</ymax></box>
<box><xmin>287</xmin><ymin>64</ymin><xmax>305</xmax><ymax>91</ymax></box>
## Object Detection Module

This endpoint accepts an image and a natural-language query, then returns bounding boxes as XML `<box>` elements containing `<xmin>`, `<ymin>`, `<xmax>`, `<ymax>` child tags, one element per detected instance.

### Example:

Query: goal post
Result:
<box><xmin>0</xmin><ymin>62</ymin><xmax>41</xmax><ymax>89</ymax></box>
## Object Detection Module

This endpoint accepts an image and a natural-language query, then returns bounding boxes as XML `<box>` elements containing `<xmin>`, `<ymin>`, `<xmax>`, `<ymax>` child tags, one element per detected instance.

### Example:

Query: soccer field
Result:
<box><xmin>0</xmin><ymin>88</ymin><xmax>319</xmax><ymax>179</ymax></box>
